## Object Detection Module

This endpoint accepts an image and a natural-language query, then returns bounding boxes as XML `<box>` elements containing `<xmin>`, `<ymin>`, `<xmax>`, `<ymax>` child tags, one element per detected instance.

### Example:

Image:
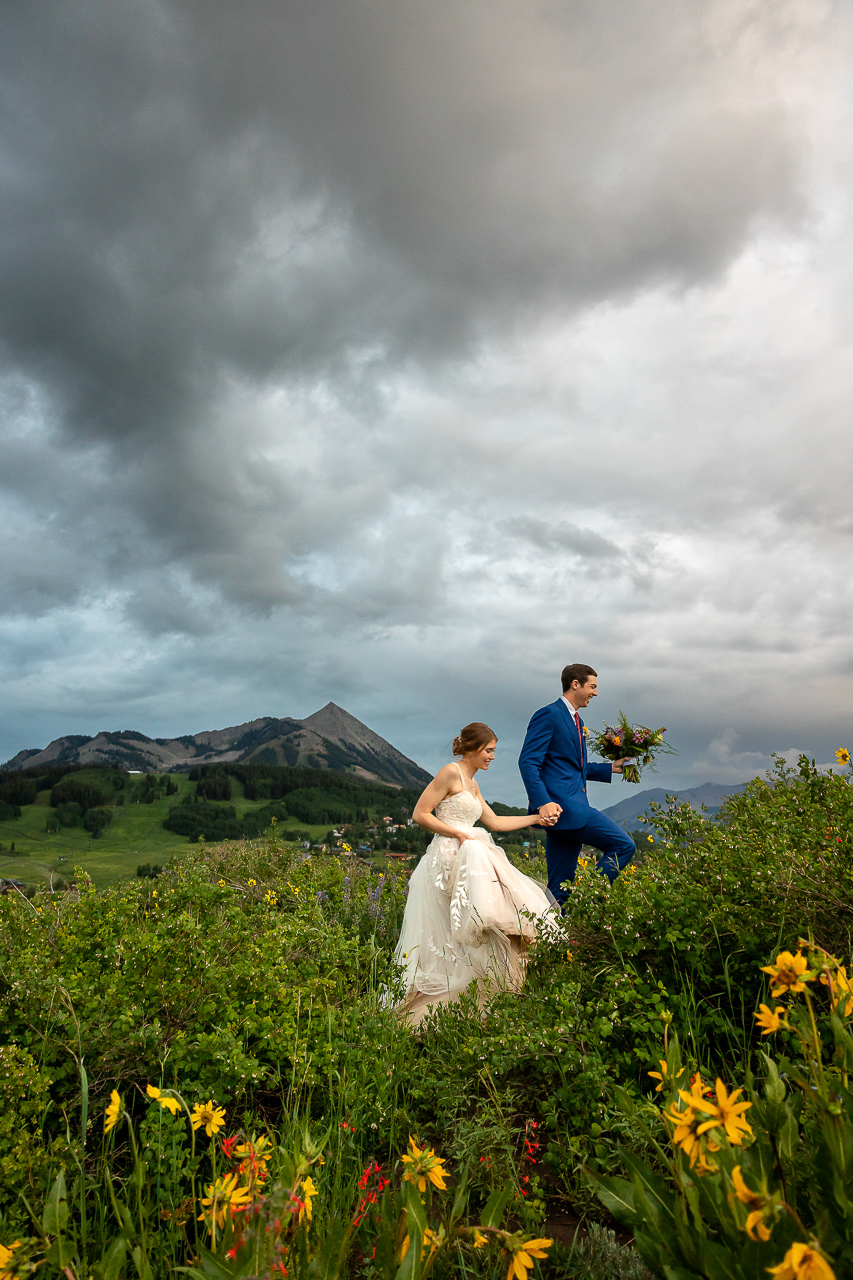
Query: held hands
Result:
<box><xmin>537</xmin><ymin>802</ymin><xmax>562</xmax><ymax>827</ymax></box>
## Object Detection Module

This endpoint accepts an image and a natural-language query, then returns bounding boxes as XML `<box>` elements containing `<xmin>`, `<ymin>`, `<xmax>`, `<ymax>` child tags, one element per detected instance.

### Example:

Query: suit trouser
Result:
<box><xmin>545</xmin><ymin>811</ymin><xmax>636</xmax><ymax>906</ymax></box>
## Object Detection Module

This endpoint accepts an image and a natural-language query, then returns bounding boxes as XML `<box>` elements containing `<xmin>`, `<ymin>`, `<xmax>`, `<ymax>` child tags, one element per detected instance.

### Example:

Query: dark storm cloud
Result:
<box><xmin>0</xmin><ymin>0</ymin><xmax>847</xmax><ymax>790</ymax></box>
<box><xmin>0</xmin><ymin>1</ymin><xmax>807</xmax><ymax>464</ymax></box>
<box><xmin>502</xmin><ymin>517</ymin><xmax>620</xmax><ymax>560</ymax></box>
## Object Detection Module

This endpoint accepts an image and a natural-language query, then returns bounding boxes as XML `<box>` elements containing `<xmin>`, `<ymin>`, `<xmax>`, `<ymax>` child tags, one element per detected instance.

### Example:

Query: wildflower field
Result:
<box><xmin>1</xmin><ymin>753</ymin><xmax>852</xmax><ymax>1279</ymax></box>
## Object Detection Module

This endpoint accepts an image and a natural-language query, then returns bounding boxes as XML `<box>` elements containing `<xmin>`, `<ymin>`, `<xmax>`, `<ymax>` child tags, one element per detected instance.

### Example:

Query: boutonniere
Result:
<box><xmin>582</xmin><ymin>726</ymin><xmax>589</xmax><ymax>738</ymax></box>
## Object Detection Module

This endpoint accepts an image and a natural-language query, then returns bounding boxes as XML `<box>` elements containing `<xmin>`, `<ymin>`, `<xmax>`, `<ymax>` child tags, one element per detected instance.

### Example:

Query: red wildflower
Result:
<box><xmin>221</xmin><ymin>1135</ymin><xmax>239</xmax><ymax>1159</ymax></box>
<box><xmin>358</xmin><ymin>1161</ymin><xmax>382</xmax><ymax>1189</ymax></box>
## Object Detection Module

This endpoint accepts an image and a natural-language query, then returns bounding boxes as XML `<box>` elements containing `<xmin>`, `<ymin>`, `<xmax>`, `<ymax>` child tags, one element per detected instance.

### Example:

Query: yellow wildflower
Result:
<box><xmin>665</xmin><ymin>1097</ymin><xmax>719</xmax><ymax>1168</ymax></box>
<box><xmin>755</xmin><ymin>1005</ymin><xmax>787</xmax><ymax>1036</ymax></box>
<box><xmin>760</xmin><ymin>952</ymin><xmax>816</xmax><ymax>998</ymax></box>
<box><xmin>299</xmin><ymin>1176</ymin><xmax>317</xmax><ymax>1223</ymax></box>
<box><xmin>146</xmin><ymin>1084</ymin><xmax>182</xmax><ymax>1115</ymax></box>
<box><xmin>504</xmin><ymin>1237</ymin><xmax>553</xmax><ymax>1280</ymax></box>
<box><xmin>648</xmin><ymin>1059</ymin><xmax>684</xmax><ymax>1093</ymax></box>
<box><xmin>681</xmin><ymin>1077</ymin><xmax>753</xmax><ymax>1146</ymax></box>
<box><xmin>767</xmin><ymin>1241</ymin><xmax>836</xmax><ymax>1279</ymax></box>
<box><xmin>191</xmin><ymin>1101</ymin><xmax>227</xmax><ymax>1137</ymax></box>
<box><xmin>234</xmin><ymin>1133</ymin><xmax>272</xmax><ymax>1182</ymax></box>
<box><xmin>472</xmin><ymin>1229</ymin><xmax>488</xmax><ymax>1249</ymax></box>
<box><xmin>820</xmin><ymin>966</ymin><xmax>853</xmax><ymax>1018</ymax></box>
<box><xmin>422</xmin><ymin>1227</ymin><xmax>441</xmax><ymax>1257</ymax></box>
<box><xmin>399</xmin><ymin>1230</ymin><xmax>440</xmax><ymax>1263</ymax></box>
<box><xmin>731</xmin><ymin>1166</ymin><xmax>771</xmax><ymax>1241</ymax></box>
<box><xmin>401</xmin><ymin>1134</ymin><xmax>449</xmax><ymax>1193</ymax></box>
<box><xmin>835</xmin><ymin>749</ymin><xmax>850</xmax><ymax>767</ymax></box>
<box><xmin>104</xmin><ymin>1089</ymin><xmax>122</xmax><ymax>1133</ymax></box>
<box><xmin>198</xmin><ymin>1172</ymin><xmax>253</xmax><ymax>1231</ymax></box>
<box><xmin>693</xmin><ymin>1148</ymin><xmax>719</xmax><ymax>1176</ymax></box>
<box><xmin>248</xmin><ymin>879</ymin><xmax>256</xmax><ymax>886</ymax></box>
<box><xmin>0</xmin><ymin>1240</ymin><xmax>22</xmax><ymax>1280</ymax></box>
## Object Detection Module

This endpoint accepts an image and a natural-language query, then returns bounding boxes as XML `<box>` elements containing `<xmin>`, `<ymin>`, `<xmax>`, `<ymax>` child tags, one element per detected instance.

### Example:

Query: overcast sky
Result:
<box><xmin>1</xmin><ymin>0</ymin><xmax>852</xmax><ymax>802</ymax></box>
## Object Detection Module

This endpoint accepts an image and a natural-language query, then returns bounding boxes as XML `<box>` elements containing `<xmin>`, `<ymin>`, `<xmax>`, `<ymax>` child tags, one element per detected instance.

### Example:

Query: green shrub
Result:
<box><xmin>195</xmin><ymin>771</ymin><xmax>232</xmax><ymax>802</ymax></box>
<box><xmin>162</xmin><ymin>798</ymin><xmax>291</xmax><ymax>842</ymax></box>
<box><xmin>54</xmin><ymin>801</ymin><xmax>83</xmax><ymax>828</ymax></box>
<box><xmin>590</xmin><ymin>942</ymin><xmax>853</xmax><ymax>1279</ymax></box>
<box><xmin>0</xmin><ymin>1045</ymin><xmax>53</xmax><ymax>1233</ymax></box>
<box><xmin>83</xmin><ymin>806</ymin><xmax>113</xmax><ymax>837</ymax></box>
<box><xmin>135</xmin><ymin>862</ymin><xmax>164</xmax><ymax>879</ymax></box>
<box><xmin>50</xmin><ymin>777</ymin><xmax>114</xmax><ymax>813</ymax></box>
<box><xmin>163</xmin><ymin>799</ymin><xmax>244</xmax><ymax>841</ymax></box>
<box><xmin>1</xmin><ymin>753</ymin><xmax>851</xmax><ymax>1274</ymax></box>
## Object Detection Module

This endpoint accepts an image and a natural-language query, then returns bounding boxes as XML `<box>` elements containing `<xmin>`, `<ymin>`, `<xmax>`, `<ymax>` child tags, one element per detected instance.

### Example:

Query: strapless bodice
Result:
<box><xmin>435</xmin><ymin>788</ymin><xmax>482</xmax><ymax>826</ymax></box>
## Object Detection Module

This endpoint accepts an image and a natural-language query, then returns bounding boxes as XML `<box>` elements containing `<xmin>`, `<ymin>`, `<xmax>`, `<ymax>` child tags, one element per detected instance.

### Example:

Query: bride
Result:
<box><xmin>394</xmin><ymin>722</ymin><xmax>558</xmax><ymax>1027</ymax></box>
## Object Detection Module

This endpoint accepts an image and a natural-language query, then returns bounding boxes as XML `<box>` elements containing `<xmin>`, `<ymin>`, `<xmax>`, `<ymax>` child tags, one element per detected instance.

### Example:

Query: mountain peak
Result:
<box><xmin>2</xmin><ymin>704</ymin><xmax>432</xmax><ymax>789</ymax></box>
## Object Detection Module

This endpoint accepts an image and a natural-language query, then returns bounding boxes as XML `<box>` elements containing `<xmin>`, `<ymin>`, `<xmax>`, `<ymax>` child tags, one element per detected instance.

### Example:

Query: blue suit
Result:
<box><xmin>518</xmin><ymin>698</ymin><xmax>635</xmax><ymax>905</ymax></box>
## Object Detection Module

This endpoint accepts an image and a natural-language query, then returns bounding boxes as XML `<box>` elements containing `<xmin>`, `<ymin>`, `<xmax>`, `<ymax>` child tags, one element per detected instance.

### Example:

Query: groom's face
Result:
<box><xmin>571</xmin><ymin>677</ymin><xmax>597</xmax><ymax>708</ymax></box>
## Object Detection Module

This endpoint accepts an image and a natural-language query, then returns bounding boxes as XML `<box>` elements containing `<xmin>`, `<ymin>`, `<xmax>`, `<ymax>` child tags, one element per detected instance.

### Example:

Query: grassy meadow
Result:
<box><xmin>0</xmin><ymin>771</ymin><xmax>393</xmax><ymax>888</ymax></box>
<box><xmin>0</xmin><ymin>753</ymin><xmax>852</xmax><ymax>1279</ymax></box>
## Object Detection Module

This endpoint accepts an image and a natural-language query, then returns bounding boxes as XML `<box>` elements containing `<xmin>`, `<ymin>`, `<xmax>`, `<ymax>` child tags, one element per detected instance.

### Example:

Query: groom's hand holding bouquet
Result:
<box><xmin>587</xmin><ymin>712</ymin><xmax>675</xmax><ymax>784</ymax></box>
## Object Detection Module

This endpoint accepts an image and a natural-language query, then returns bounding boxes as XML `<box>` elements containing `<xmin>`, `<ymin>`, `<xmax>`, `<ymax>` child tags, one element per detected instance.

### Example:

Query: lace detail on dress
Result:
<box><xmin>434</xmin><ymin>789</ymin><xmax>482</xmax><ymax>826</ymax></box>
<box><xmin>429</xmin><ymin>790</ymin><xmax>482</xmax><ymax>893</ymax></box>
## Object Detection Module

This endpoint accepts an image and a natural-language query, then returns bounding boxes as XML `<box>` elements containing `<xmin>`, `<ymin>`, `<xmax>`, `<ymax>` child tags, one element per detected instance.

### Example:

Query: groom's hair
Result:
<box><xmin>561</xmin><ymin>663</ymin><xmax>597</xmax><ymax>692</ymax></box>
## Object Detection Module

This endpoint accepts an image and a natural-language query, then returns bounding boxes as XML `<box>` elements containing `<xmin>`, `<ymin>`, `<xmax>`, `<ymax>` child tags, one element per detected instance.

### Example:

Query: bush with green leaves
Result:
<box><xmin>0</xmin><ymin>753</ymin><xmax>852</xmax><ymax>1275</ymax></box>
<box><xmin>83</xmin><ymin>807</ymin><xmax>113</xmax><ymax>837</ymax></box>
<box><xmin>589</xmin><ymin>941</ymin><xmax>853</xmax><ymax>1279</ymax></box>
<box><xmin>0</xmin><ymin>846</ymin><xmax>396</xmax><ymax>1130</ymax></box>
<box><xmin>162</xmin><ymin>797</ymin><xmax>292</xmax><ymax>842</ymax></box>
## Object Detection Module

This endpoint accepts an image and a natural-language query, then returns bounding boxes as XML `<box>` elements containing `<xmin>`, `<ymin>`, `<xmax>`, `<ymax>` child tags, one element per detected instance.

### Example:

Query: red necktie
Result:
<box><xmin>575</xmin><ymin>712</ymin><xmax>584</xmax><ymax>759</ymax></box>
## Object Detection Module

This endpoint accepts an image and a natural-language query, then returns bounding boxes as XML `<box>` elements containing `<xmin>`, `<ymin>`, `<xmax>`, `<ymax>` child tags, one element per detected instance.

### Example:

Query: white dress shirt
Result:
<box><xmin>561</xmin><ymin>695</ymin><xmax>582</xmax><ymax>724</ymax></box>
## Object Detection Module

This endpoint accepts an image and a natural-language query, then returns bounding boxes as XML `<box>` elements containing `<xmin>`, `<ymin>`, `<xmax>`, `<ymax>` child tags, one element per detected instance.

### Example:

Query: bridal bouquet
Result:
<box><xmin>587</xmin><ymin>712</ymin><xmax>675</xmax><ymax>783</ymax></box>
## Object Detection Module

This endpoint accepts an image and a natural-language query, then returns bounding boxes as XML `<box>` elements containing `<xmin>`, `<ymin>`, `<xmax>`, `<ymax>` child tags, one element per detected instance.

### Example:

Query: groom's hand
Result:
<box><xmin>611</xmin><ymin>758</ymin><xmax>631</xmax><ymax>774</ymax></box>
<box><xmin>538</xmin><ymin>802</ymin><xmax>561</xmax><ymax>824</ymax></box>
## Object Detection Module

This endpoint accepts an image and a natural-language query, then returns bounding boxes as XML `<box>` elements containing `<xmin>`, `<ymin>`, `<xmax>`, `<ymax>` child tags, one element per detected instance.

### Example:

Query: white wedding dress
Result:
<box><xmin>394</xmin><ymin>766</ymin><xmax>558</xmax><ymax>1026</ymax></box>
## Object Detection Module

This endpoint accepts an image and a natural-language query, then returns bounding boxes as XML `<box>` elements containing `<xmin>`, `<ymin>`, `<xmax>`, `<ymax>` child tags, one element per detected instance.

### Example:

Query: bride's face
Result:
<box><xmin>469</xmin><ymin>739</ymin><xmax>497</xmax><ymax>771</ymax></box>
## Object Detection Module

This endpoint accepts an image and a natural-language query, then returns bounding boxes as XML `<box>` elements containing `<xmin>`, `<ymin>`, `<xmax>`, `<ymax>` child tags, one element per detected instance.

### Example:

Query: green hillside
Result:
<box><xmin>0</xmin><ymin>763</ymin><xmax>427</xmax><ymax>888</ymax></box>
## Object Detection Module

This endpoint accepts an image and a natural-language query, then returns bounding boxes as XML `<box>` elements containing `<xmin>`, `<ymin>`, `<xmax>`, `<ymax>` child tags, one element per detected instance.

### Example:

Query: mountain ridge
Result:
<box><xmin>602</xmin><ymin>781</ymin><xmax>747</xmax><ymax>831</ymax></box>
<box><xmin>1</xmin><ymin>703</ymin><xmax>431</xmax><ymax>789</ymax></box>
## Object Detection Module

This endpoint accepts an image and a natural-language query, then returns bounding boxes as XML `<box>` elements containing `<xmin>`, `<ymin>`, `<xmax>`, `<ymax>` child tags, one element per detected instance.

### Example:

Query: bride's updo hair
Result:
<box><xmin>452</xmin><ymin>722</ymin><xmax>497</xmax><ymax>757</ymax></box>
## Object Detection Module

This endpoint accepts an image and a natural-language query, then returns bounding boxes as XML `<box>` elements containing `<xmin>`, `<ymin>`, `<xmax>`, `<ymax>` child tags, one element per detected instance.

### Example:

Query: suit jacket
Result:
<box><xmin>518</xmin><ymin>698</ymin><xmax>612</xmax><ymax>831</ymax></box>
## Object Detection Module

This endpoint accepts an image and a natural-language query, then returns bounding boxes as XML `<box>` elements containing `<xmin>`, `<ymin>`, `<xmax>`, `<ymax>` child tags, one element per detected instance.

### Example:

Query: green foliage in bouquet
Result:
<box><xmin>586</xmin><ymin>713</ymin><xmax>675</xmax><ymax>783</ymax></box>
<box><xmin>587</xmin><ymin>941</ymin><xmax>853</xmax><ymax>1280</ymax></box>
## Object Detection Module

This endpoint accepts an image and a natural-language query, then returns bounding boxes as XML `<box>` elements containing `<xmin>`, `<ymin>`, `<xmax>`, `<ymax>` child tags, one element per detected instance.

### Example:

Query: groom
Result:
<box><xmin>518</xmin><ymin>663</ymin><xmax>636</xmax><ymax>906</ymax></box>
